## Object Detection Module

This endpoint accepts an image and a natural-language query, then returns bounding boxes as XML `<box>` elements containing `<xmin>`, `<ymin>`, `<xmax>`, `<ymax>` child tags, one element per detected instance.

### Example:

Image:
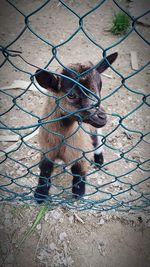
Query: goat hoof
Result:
<box><xmin>73</xmin><ymin>194</ymin><xmax>84</xmax><ymax>199</ymax></box>
<box><xmin>34</xmin><ymin>190</ymin><xmax>49</xmax><ymax>204</ymax></box>
<box><xmin>72</xmin><ymin>186</ymin><xmax>85</xmax><ymax>199</ymax></box>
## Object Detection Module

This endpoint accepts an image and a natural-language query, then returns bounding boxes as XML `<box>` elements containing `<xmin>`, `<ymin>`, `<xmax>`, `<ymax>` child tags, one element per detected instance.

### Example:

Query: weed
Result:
<box><xmin>111</xmin><ymin>12</ymin><xmax>130</xmax><ymax>35</ymax></box>
<box><xmin>17</xmin><ymin>205</ymin><xmax>48</xmax><ymax>248</ymax></box>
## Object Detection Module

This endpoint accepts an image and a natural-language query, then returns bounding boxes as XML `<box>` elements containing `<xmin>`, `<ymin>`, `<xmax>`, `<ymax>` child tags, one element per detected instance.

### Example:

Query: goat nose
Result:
<box><xmin>97</xmin><ymin>106</ymin><xmax>106</xmax><ymax>119</ymax></box>
<box><xmin>98</xmin><ymin>111</ymin><xmax>106</xmax><ymax>120</ymax></box>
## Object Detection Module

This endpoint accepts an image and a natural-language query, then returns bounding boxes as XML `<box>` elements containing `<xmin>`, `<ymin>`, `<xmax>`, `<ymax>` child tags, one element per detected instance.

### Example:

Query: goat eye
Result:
<box><xmin>67</xmin><ymin>92</ymin><xmax>77</xmax><ymax>99</ymax></box>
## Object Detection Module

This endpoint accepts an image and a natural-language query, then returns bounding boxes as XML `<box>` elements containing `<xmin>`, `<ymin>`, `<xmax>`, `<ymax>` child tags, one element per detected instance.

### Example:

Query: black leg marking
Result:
<box><xmin>91</xmin><ymin>135</ymin><xmax>97</xmax><ymax>148</ymax></box>
<box><xmin>94</xmin><ymin>152</ymin><xmax>104</xmax><ymax>166</ymax></box>
<box><xmin>34</xmin><ymin>158</ymin><xmax>54</xmax><ymax>204</ymax></box>
<box><xmin>71</xmin><ymin>163</ymin><xmax>85</xmax><ymax>198</ymax></box>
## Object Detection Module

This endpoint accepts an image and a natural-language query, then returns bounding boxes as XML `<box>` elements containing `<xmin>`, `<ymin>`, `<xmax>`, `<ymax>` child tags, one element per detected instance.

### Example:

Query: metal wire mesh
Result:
<box><xmin>0</xmin><ymin>0</ymin><xmax>150</xmax><ymax>211</ymax></box>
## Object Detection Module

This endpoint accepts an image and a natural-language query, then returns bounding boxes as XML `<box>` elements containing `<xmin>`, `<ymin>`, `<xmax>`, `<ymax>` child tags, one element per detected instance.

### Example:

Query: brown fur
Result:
<box><xmin>39</xmin><ymin>95</ymin><xmax>94</xmax><ymax>168</ymax></box>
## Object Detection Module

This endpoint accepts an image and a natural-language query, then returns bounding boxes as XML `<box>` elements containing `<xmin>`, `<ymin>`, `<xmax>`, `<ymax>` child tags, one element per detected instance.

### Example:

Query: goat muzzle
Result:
<box><xmin>83</xmin><ymin>106</ymin><xmax>107</xmax><ymax>128</ymax></box>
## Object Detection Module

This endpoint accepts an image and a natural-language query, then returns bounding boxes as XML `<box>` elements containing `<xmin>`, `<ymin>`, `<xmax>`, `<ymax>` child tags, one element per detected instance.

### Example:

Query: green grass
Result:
<box><xmin>17</xmin><ymin>205</ymin><xmax>48</xmax><ymax>248</ymax></box>
<box><xmin>111</xmin><ymin>12</ymin><xmax>130</xmax><ymax>35</ymax></box>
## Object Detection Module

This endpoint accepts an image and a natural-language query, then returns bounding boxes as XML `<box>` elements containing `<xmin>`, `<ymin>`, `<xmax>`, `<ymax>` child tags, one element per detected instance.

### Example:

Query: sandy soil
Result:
<box><xmin>0</xmin><ymin>0</ymin><xmax>150</xmax><ymax>266</ymax></box>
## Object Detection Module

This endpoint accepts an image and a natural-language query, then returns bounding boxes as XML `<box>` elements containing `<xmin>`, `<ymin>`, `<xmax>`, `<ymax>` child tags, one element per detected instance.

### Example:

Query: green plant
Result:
<box><xmin>111</xmin><ymin>12</ymin><xmax>130</xmax><ymax>35</ymax></box>
<box><xmin>17</xmin><ymin>206</ymin><xmax>48</xmax><ymax>248</ymax></box>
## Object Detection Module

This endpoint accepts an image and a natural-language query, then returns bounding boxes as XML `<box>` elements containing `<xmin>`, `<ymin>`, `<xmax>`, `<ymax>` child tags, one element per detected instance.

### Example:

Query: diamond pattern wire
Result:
<box><xmin>0</xmin><ymin>0</ymin><xmax>150</xmax><ymax>211</ymax></box>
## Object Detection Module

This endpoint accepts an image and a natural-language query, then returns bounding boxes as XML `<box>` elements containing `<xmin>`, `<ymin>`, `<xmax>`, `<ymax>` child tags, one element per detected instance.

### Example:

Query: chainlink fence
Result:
<box><xmin>0</xmin><ymin>0</ymin><xmax>150</xmax><ymax>211</ymax></box>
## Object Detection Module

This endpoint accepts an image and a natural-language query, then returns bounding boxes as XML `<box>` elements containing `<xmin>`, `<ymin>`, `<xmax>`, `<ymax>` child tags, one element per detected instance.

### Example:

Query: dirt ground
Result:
<box><xmin>1</xmin><ymin>204</ymin><xmax>150</xmax><ymax>267</ymax></box>
<box><xmin>0</xmin><ymin>0</ymin><xmax>150</xmax><ymax>266</ymax></box>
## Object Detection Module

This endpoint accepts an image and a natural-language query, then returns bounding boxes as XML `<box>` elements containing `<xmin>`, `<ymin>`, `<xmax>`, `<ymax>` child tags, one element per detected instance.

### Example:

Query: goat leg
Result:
<box><xmin>34</xmin><ymin>157</ymin><xmax>54</xmax><ymax>204</ymax></box>
<box><xmin>71</xmin><ymin>162</ymin><xmax>86</xmax><ymax>198</ymax></box>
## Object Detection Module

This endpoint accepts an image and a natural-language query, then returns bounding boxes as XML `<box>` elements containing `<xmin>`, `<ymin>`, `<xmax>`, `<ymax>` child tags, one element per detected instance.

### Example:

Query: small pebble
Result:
<box><xmin>51</xmin><ymin>210</ymin><xmax>62</xmax><ymax>220</ymax></box>
<box><xmin>49</xmin><ymin>242</ymin><xmax>57</xmax><ymax>251</ymax></box>
<box><xmin>59</xmin><ymin>232</ymin><xmax>67</xmax><ymax>241</ymax></box>
<box><xmin>68</xmin><ymin>216</ymin><xmax>74</xmax><ymax>224</ymax></box>
<box><xmin>99</xmin><ymin>218</ymin><xmax>105</xmax><ymax>225</ymax></box>
<box><xmin>36</xmin><ymin>223</ymin><xmax>41</xmax><ymax>231</ymax></box>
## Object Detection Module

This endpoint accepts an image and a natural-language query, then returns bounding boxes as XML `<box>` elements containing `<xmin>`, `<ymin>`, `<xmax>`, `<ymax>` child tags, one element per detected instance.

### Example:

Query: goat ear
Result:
<box><xmin>97</xmin><ymin>52</ymin><xmax>118</xmax><ymax>73</ymax></box>
<box><xmin>35</xmin><ymin>69</ymin><xmax>58</xmax><ymax>91</ymax></box>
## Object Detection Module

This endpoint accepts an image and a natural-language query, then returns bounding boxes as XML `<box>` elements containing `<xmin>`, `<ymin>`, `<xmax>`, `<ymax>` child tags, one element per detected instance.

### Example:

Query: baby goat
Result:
<box><xmin>34</xmin><ymin>52</ymin><xmax>118</xmax><ymax>203</ymax></box>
